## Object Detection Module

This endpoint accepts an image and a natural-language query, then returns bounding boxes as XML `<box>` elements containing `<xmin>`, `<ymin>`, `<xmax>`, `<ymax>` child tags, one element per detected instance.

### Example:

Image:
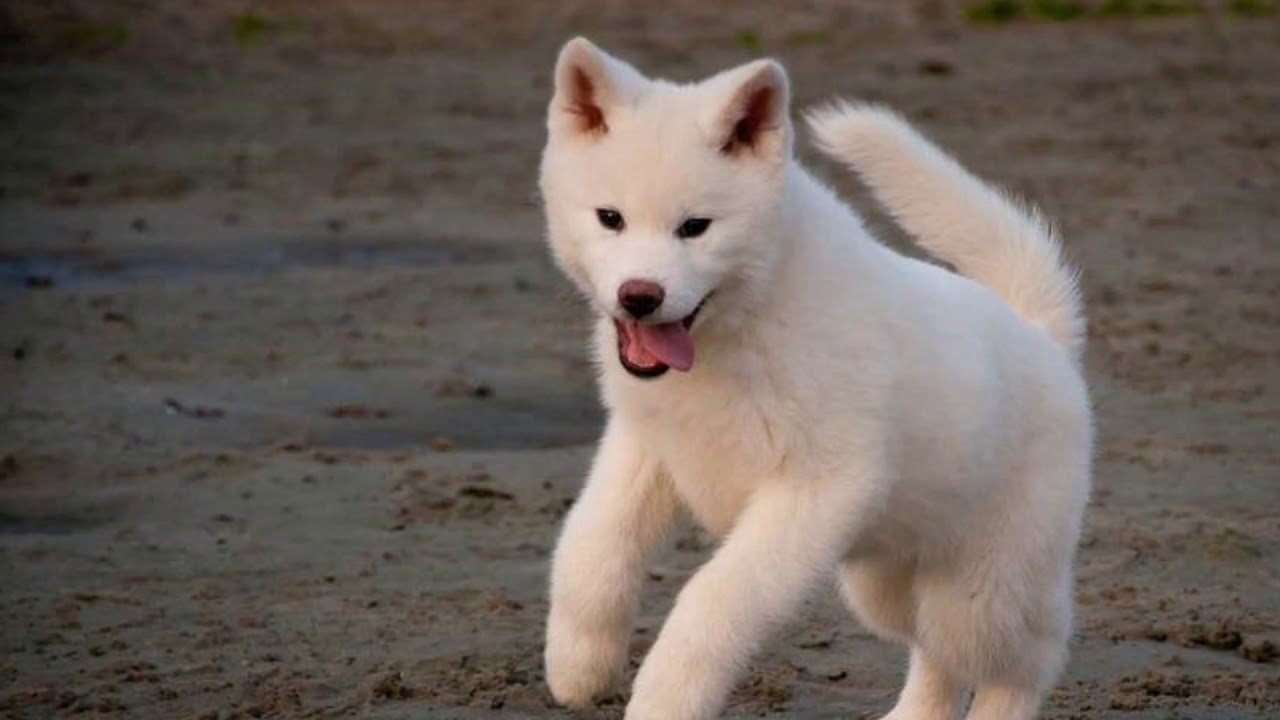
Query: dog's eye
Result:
<box><xmin>596</xmin><ymin>208</ymin><xmax>625</xmax><ymax>232</ymax></box>
<box><xmin>676</xmin><ymin>217</ymin><xmax>711</xmax><ymax>239</ymax></box>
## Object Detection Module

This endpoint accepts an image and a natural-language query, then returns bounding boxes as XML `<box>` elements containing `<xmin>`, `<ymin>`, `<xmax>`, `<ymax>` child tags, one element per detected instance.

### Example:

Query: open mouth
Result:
<box><xmin>613</xmin><ymin>296</ymin><xmax>709</xmax><ymax>379</ymax></box>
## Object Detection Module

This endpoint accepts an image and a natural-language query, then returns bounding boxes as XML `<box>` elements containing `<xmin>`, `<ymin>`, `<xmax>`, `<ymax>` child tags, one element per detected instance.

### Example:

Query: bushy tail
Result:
<box><xmin>807</xmin><ymin>101</ymin><xmax>1085</xmax><ymax>365</ymax></box>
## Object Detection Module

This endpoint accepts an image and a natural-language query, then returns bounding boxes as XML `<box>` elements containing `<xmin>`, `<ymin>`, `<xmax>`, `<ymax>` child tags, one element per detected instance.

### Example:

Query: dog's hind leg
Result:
<box><xmin>838</xmin><ymin>556</ymin><xmax>916</xmax><ymax>644</ymax></box>
<box><xmin>881</xmin><ymin>647</ymin><xmax>965</xmax><ymax>720</ymax></box>
<box><xmin>839</xmin><ymin>558</ymin><xmax>965</xmax><ymax>719</ymax></box>
<box><xmin>963</xmin><ymin>682</ymin><xmax>1041</xmax><ymax>720</ymax></box>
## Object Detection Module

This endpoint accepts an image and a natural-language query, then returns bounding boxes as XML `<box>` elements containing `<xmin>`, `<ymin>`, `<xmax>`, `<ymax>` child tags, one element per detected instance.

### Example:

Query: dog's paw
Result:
<box><xmin>545</xmin><ymin>627</ymin><xmax>627</xmax><ymax>708</ymax></box>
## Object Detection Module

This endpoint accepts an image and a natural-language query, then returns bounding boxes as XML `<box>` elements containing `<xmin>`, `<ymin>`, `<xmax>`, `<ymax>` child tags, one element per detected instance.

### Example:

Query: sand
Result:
<box><xmin>1</xmin><ymin>1</ymin><xmax>1278</xmax><ymax>718</ymax></box>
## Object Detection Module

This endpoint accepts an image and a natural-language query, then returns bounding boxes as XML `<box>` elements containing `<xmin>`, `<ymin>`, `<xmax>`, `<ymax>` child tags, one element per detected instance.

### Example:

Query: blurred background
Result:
<box><xmin>1</xmin><ymin>1</ymin><xmax>1277</xmax><ymax>718</ymax></box>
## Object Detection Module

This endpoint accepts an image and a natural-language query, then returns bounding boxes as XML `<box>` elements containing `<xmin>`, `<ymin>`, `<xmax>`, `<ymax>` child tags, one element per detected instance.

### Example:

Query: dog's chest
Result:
<box><xmin>631</xmin><ymin>381</ymin><xmax>789</xmax><ymax>536</ymax></box>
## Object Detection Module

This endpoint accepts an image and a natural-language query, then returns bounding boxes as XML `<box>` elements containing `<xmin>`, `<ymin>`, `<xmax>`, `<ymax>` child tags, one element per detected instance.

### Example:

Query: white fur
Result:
<box><xmin>540</xmin><ymin>37</ymin><xmax>1092</xmax><ymax>720</ymax></box>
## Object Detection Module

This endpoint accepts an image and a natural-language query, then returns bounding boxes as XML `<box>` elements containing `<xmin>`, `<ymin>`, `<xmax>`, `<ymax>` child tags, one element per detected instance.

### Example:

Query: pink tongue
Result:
<box><xmin>635</xmin><ymin>322</ymin><xmax>695</xmax><ymax>371</ymax></box>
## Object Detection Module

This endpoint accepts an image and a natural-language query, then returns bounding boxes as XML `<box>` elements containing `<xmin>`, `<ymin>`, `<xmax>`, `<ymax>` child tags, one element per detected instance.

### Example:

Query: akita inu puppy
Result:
<box><xmin>539</xmin><ymin>37</ymin><xmax>1092</xmax><ymax>720</ymax></box>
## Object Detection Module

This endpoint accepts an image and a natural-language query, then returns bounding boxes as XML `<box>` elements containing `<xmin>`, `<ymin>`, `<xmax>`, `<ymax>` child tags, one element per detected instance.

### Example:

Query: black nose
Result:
<box><xmin>618</xmin><ymin>279</ymin><xmax>665</xmax><ymax>318</ymax></box>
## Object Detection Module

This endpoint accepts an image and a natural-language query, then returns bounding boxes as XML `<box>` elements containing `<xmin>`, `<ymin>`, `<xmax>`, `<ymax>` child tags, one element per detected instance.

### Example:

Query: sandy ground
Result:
<box><xmin>1</xmin><ymin>1</ymin><xmax>1278</xmax><ymax>718</ymax></box>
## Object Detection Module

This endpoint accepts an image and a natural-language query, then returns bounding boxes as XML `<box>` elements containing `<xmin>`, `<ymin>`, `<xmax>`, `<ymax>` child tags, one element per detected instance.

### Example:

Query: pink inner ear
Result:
<box><xmin>723</xmin><ymin>85</ymin><xmax>776</xmax><ymax>154</ymax></box>
<box><xmin>568</xmin><ymin>67</ymin><xmax>608</xmax><ymax>134</ymax></box>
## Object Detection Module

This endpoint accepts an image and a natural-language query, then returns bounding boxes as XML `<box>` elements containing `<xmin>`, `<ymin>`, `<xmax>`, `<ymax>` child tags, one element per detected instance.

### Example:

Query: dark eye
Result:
<box><xmin>676</xmin><ymin>217</ymin><xmax>711</xmax><ymax>239</ymax></box>
<box><xmin>596</xmin><ymin>208</ymin><xmax>624</xmax><ymax>231</ymax></box>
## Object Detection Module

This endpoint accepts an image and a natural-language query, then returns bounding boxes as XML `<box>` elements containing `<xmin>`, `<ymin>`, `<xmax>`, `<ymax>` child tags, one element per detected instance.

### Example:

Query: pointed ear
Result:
<box><xmin>702</xmin><ymin>59</ymin><xmax>792</xmax><ymax>160</ymax></box>
<box><xmin>549</xmin><ymin>37</ymin><xmax>647</xmax><ymax>138</ymax></box>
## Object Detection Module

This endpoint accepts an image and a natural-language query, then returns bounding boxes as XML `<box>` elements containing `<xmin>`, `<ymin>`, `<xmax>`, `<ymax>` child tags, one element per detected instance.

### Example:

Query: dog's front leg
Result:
<box><xmin>625</xmin><ymin>477</ymin><xmax>877</xmax><ymax>720</ymax></box>
<box><xmin>545</xmin><ymin>416</ymin><xmax>678</xmax><ymax>708</ymax></box>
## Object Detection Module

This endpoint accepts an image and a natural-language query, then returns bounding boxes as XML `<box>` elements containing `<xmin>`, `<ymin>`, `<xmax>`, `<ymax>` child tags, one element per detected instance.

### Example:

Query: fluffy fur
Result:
<box><xmin>539</xmin><ymin>37</ymin><xmax>1092</xmax><ymax>720</ymax></box>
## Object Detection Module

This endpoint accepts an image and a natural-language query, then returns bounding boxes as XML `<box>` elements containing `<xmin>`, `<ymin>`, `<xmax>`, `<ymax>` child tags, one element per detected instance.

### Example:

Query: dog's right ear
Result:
<box><xmin>549</xmin><ymin>37</ymin><xmax>646</xmax><ymax>138</ymax></box>
<box><xmin>700</xmin><ymin>59</ymin><xmax>791</xmax><ymax>162</ymax></box>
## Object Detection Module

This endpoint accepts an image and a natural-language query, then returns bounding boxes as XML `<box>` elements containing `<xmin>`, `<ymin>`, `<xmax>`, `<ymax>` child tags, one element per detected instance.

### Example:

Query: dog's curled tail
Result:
<box><xmin>807</xmin><ymin>102</ymin><xmax>1085</xmax><ymax>365</ymax></box>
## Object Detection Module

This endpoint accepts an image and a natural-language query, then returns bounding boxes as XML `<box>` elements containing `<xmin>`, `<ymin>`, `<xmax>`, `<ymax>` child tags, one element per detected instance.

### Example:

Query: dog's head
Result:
<box><xmin>539</xmin><ymin>37</ymin><xmax>793</xmax><ymax>379</ymax></box>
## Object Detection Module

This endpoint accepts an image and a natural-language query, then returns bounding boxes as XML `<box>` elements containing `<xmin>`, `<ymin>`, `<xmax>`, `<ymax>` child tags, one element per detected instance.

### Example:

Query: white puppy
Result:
<box><xmin>539</xmin><ymin>37</ymin><xmax>1092</xmax><ymax>720</ymax></box>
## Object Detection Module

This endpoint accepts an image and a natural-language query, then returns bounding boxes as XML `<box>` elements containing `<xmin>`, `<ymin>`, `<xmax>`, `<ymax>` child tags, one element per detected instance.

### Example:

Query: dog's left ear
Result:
<box><xmin>549</xmin><ymin>37</ymin><xmax>647</xmax><ymax>138</ymax></box>
<box><xmin>701</xmin><ymin>59</ymin><xmax>792</xmax><ymax>161</ymax></box>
